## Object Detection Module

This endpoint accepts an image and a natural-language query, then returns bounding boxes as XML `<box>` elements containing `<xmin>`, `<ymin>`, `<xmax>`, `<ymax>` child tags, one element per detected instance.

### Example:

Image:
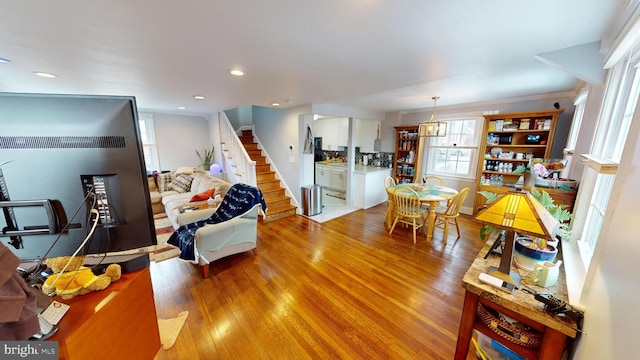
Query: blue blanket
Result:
<box><xmin>167</xmin><ymin>183</ymin><xmax>267</xmax><ymax>262</ymax></box>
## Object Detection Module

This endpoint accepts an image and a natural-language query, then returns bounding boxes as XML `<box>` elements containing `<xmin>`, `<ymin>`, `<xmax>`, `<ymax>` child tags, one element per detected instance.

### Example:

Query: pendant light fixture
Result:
<box><xmin>419</xmin><ymin>96</ymin><xmax>447</xmax><ymax>137</ymax></box>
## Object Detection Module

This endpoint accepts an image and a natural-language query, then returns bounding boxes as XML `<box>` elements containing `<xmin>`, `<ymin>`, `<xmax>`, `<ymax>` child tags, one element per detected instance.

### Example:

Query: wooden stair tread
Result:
<box><xmin>239</xmin><ymin>130</ymin><xmax>296</xmax><ymax>223</ymax></box>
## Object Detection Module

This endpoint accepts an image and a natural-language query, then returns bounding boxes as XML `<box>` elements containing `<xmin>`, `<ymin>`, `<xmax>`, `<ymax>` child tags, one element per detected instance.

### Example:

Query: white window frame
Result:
<box><xmin>424</xmin><ymin>116</ymin><xmax>481</xmax><ymax>179</ymax></box>
<box><xmin>563</xmin><ymin>52</ymin><xmax>640</xmax><ymax>306</ymax></box>
<box><xmin>565</xmin><ymin>88</ymin><xmax>588</xmax><ymax>152</ymax></box>
<box><xmin>573</xmin><ymin>59</ymin><xmax>639</xmax><ymax>263</ymax></box>
<box><xmin>138</xmin><ymin>113</ymin><xmax>161</xmax><ymax>173</ymax></box>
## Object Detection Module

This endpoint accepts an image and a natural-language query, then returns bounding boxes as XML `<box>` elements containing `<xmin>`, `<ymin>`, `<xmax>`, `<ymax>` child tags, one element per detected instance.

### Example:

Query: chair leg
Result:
<box><xmin>384</xmin><ymin>207</ymin><xmax>390</xmax><ymax>227</ymax></box>
<box><xmin>412</xmin><ymin>219</ymin><xmax>417</xmax><ymax>244</ymax></box>
<box><xmin>389</xmin><ymin>217</ymin><xmax>399</xmax><ymax>235</ymax></box>
<box><xmin>454</xmin><ymin>218</ymin><xmax>461</xmax><ymax>240</ymax></box>
<box><xmin>423</xmin><ymin>214</ymin><xmax>428</xmax><ymax>235</ymax></box>
<box><xmin>443</xmin><ymin>220</ymin><xmax>449</xmax><ymax>245</ymax></box>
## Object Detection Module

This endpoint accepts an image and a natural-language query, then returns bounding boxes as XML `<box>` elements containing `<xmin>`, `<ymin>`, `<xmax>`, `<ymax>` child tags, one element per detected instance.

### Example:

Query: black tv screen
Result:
<box><xmin>0</xmin><ymin>93</ymin><xmax>157</xmax><ymax>261</ymax></box>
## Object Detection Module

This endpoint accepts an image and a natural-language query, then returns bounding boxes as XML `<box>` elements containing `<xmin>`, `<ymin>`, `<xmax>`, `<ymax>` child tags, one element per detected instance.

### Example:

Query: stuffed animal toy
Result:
<box><xmin>42</xmin><ymin>256</ymin><xmax>121</xmax><ymax>300</ymax></box>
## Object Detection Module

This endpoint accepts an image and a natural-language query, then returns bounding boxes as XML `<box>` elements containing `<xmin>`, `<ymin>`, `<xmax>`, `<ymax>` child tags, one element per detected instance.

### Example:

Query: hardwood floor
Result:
<box><xmin>151</xmin><ymin>203</ymin><xmax>485</xmax><ymax>359</ymax></box>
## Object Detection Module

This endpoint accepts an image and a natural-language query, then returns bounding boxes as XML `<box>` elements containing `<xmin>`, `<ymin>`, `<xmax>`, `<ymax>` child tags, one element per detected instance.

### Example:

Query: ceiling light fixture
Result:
<box><xmin>193</xmin><ymin>95</ymin><xmax>205</xmax><ymax>100</ymax></box>
<box><xmin>178</xmin><ymin>106</ymin><xmax>186</xmax><ymax>110</ymax></box>
<box><xmin>271</xmin><ymin>102</ymin><xmax>280</xmax><ymax>107</ymax></box>
<box><xmin>34</xmin><ymin>71</ymin><xmax>57</xmax><ymax>78</ymax></box>
<box><xmin>419</xmin><ymin>96</ymin><xmax>447</xmax><ymax>137</ymax></box>
<box><xmin>0</xmin><ymin>58</ymin><xmax>11</xmax><ymax>64</ymax></box>
<box><xmin>229</xmin><ymin>69</ymin><xmax>244</xmax><ymax>76</ymax></box>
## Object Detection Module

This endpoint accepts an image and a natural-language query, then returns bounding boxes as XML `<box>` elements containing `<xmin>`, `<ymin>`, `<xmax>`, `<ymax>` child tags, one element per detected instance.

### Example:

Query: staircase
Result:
<box><xmin>239</xmin><ymin>130</ymin><xmax>297</xmax><ymax>222</ymax></box>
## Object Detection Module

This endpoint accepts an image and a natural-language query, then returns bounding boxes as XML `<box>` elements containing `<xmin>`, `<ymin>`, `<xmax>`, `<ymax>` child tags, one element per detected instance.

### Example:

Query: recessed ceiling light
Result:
<box><xmin>178</xmin><ymin>106</ymin><xmax>186</xmax><ymax>110</ymax></box>
<box><xmin>230</xmin><ymin>69</ymin><xmax>244</xmax><ymax>76</ymax></box>
<box><xmin>0</xmin><ymin>58</ymin><xmax>11</xmax><ymax>64</ymax></box>
<box><xmin>34</xmin><ymin>71</ymin><xmax>57</xmax><ymax>78</ymax></box>
<box><xmin>271</xmin><ymin>102</ymin><xmax>280</xmax><ymax>107</ymax></box>
<box><xmin>193</xmin><ymin>95</ymin><xmax>205</xmax><ymax>100</ymax></box>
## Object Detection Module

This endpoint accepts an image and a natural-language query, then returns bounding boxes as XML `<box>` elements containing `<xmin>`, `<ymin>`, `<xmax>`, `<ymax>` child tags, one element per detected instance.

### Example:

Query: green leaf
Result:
<box><xmin>478</xmin><ymin>191</ymin><xmax>500</xmax><ymax>204</ymax></box>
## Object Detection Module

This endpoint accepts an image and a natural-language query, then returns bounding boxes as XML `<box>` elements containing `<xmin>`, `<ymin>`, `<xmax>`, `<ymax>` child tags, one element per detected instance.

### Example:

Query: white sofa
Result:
<box><xmin>158</xmin><ymin>171</ymin><xmax>232</xmax><ymax>229</ymax></box>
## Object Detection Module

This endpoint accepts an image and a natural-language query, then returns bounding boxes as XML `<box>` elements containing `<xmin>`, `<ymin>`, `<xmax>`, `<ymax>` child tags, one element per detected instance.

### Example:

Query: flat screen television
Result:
<box><xmin>0</xmin><ymin>93</ymin><xmax>157</xmax><ymax>261</ymax></box>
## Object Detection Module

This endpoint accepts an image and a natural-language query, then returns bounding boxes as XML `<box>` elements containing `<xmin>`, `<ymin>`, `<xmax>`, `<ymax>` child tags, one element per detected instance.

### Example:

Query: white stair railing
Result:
<box><xmin>218</xmin><ymin>112</ymin><xmax>257</xmax><ymax>186</ymax></box>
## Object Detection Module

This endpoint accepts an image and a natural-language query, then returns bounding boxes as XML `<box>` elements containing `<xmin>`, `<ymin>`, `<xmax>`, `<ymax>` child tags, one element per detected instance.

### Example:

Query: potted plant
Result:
<box><xmin>478</xmin><ymin>187</ymin><xmax>574</xmax><ymax>270</ymax></box>
<box><xmin>196</xmin><ymin>145</ymin><xmax>214</xmax><ymax>170</ymax></box>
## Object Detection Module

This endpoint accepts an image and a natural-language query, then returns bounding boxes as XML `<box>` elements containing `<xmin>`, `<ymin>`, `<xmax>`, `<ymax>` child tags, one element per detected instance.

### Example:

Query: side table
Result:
<box><xmin>49</xmin><ymin>267</ymin><xmax>160</xmax><ymax>360</ymax></box>
<box><xmin>454</xmin><ymin>236</ymin><xmax>579</xmax><ymax>360</ymax></box>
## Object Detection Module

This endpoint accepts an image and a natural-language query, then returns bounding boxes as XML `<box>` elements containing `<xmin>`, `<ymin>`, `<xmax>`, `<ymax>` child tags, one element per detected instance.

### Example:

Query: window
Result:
<box><xmin>138</xmin><ymin>113</ymin><xmax>160</xmax><ymax>173</ymax></box>
<box><xmin>425</xmin><ymin>117</ymin><xmax>480</xmax><ymax>177</ymax></box>
<box><xmin>565</xmin><ymin>89</ymin><xmax>588</xmax><ymax>152</ymax></box>
<box><xmin>571</xmin><ymin>56</ymin><xmax>640</xmax><ymax>267</ymax></box>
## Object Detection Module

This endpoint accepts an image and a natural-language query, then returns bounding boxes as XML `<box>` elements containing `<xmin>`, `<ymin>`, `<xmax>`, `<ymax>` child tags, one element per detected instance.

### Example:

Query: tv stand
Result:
<box><xmin>49</xmin><ymin>267</ymin><xmax>160</xmax><ymax>360</ymax></box>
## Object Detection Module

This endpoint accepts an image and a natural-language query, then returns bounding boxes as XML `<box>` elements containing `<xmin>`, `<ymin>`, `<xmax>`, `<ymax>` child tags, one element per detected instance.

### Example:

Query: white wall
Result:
<box><xmin>149</xmin><ymin>112</ymin><xmax>211</xmax><ymax>171</ymax></box>
<box><xmin>252</xmin><ymin>105</ymin><xmax>312</xmax><ymax>206</ymax></box>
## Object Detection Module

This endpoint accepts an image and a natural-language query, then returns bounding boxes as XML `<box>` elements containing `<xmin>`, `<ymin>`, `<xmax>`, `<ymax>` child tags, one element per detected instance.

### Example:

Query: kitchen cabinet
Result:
<box><xmin>315</xmin><ymin>163</ymin><xmax>346</xmax><ymax>192</ymax></box>
<box><xmin>355</xmin><ymin>119</ymin><xmax>380</xmax><ymax>153</ymax></box>
<box><xmin>473</xmin><ymin>109</ymin><xmax>574</xmax><ymax>214</ymax></box>
<box><xmin>317</xmin><ymin>118</ymin><xmax>348</xmax><ymax>150</ymax></box>
<box><xmin>393</xmin><ymin>126</ymin><xmax>419</xmax><ymax>184</ymax></box>
<box><xmin>330</xmin><ymin>166</ymin><xmax>347</xmax><ymax>192</ymax></box>
<box><xmin>315</xmin><ymin>164</ymin><xmax>331</xmax><ymax>188</ymax></box>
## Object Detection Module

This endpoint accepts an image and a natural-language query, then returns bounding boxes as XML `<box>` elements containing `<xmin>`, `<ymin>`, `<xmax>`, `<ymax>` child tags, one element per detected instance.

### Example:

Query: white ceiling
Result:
<box><xmin>0</xmin><ymin>0</ymin><xmax>626</xmax><ymax>116</ymax></box>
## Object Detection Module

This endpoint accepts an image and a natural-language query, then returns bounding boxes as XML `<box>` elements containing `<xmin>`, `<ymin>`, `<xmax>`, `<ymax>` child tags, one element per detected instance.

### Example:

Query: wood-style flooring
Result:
<box><xmin>151</xmin><ymin>202</ymin><xmax>484</xmax><ymax>360</ymax></box>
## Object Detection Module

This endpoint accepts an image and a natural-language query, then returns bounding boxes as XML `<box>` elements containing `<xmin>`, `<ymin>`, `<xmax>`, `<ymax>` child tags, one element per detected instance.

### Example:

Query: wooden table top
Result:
<box><xmin>463</xmin><ymin>233</ymin><xmax>579</xmax><ymax>338</ymax></box>
<box><xmin>391</xmin><ymin>183</ymin><xmax>458</xmax><ymax>202</ymax></box>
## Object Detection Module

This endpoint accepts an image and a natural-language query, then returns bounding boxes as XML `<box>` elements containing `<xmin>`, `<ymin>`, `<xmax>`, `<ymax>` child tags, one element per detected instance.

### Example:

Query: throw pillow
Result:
<box><xmin>167</xmin><ymin>174</ymin><xmax>194</xmax><ymax>193</ymax></box>
<box><xmin>189</xmin><ymin>188</ymin><xmax>215</xmax><ymax>202</ymax></box>
<box><xmin>175</xmin><ymin>166</ymin><xmax>195</xmax><ymax>175</ymax></box>
<box><xmin>156</xmin><ymin>172</ymin><xmax>173</xmax><ymax>192</ymax></box>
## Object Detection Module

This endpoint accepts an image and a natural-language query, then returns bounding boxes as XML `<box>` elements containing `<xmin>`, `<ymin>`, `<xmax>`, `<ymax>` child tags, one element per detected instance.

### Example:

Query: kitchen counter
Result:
<box><xmin>353</xmin><ymin>165</ymin><xmax>393</xmax><ymax>174</ymax></box>
<box><xmin>314</xmin><ymin>162</ymin><xmax>391</xmax><ymax>209</ymax></box>
<box><xmin>315</xmin><ymin>162</ymin><xmax>391</xmax><ymax>174</ymax></box>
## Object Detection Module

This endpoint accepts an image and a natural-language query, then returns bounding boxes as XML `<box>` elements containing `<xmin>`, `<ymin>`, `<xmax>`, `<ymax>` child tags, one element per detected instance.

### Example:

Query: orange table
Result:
<box><xmin>49</xmin><ymin>267</ymin><xmax>160</xmax><ymax>360</ymax></box>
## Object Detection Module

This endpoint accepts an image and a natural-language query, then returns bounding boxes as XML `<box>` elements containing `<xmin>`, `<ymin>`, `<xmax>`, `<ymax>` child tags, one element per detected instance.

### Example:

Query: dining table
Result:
<box><xmin>390</xmin><ymin>183</ymin><xmax>459</xmax><ymax>242</ymax></box>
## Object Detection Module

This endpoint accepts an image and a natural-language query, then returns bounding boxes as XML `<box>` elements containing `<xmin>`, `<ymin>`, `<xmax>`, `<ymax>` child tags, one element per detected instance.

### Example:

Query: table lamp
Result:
<box><xmin>475</xmin><ymin>188</ymin><xmax>559</xmax><ymax>287</ymax></box>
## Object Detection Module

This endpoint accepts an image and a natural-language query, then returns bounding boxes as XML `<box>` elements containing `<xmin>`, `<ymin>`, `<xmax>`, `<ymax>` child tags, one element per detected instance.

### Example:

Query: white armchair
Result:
<box><xmin>177</xmin><ymin>205</ymin><xmax>259</xmax><ymax>277</ymax></box>
<box><xmin>167</xmin><ymin>183</ymin><xmax>267</xmax><ymax>278</ymax></box>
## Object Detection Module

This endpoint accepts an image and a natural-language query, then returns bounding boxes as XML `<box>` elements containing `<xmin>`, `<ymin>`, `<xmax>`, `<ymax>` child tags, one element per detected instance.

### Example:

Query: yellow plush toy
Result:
<box><xmin>42</xmin><ymin>255</ymin><xmax>121</xmax><ymax>300</ymax></box>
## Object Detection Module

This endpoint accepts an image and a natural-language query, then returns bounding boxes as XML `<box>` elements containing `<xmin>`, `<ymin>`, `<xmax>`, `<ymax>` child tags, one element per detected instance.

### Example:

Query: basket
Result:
<box><xmin>477</xmin><ymin>304</ymin><xmax>542</xmax><ymax>349</ymax></box>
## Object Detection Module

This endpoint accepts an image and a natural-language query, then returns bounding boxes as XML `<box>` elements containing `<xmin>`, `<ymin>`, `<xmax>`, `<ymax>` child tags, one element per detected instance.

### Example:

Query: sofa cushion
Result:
<box><xmin>167</xmin><ymin>174</ymin><xmax>194</xmax><ymax>193</ymax></box>
<box><xmin>157</xmin><ymin>172</ymin><xmax>174</xmax><ymax>192</ymax></box>
<box><xmin>189</xmin><ymin>172</ymin><xmax>207</xmax><ymax>193</ymax></box>
<box><xmin>190</xmin><ymin>188</ymin><xmax>215</xmax><ymax>202</ymax></box>
<box><xmin>162</xmin><ymin>176</ymin><xmax>233</xmax><ymax>229</ymax></box>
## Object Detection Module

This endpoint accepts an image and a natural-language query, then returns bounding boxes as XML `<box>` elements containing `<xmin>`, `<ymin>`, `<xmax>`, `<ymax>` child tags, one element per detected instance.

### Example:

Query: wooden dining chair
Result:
<box><xmin>389</xmin><ymin>187</ymin><xmax>427</xmax><ymax>244</ymax></box>
<box><xmin>422</xmin><ymin>175</ymin><xmax>445</xmax><ymax>186</ymax></box>
<box><xmin>433</xmin><ymin>187</ymin><xmax>470</xmax><ymax>244</ymax></box>
<box><xmin>383</xmin><ymin>176</ymin><xmax>396</xmax><ymax>227</ymax></box>
<box><xmin>421</xmin><ymin>175</ymin><xmax>446</xmax><ymax>211</ymax></box>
